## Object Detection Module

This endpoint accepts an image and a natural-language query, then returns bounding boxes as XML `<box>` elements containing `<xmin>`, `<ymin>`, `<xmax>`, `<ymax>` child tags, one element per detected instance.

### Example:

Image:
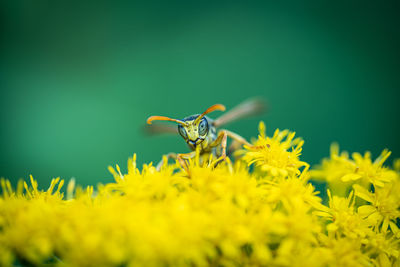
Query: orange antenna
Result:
<box><xmin>195</xmin><ymin>104</ymin><xmax>226</xmax><ymax>124</ymax></box>
<box><xmin>146</xmin><ymin>115</ymin><xmax>187</xmax><ymax>126</ymax></box>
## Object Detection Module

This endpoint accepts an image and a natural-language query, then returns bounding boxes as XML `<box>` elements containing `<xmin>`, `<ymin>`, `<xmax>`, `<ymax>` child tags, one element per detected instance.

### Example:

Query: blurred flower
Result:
<box><xmin>311</xmin><ymin>144</ymin><xmax>396</xmax><ymax>196</ymax></box>
<box><xmin>347</xmin><ymin>150</ymin><xmax>396</xmax><ymax>187</ymax></box>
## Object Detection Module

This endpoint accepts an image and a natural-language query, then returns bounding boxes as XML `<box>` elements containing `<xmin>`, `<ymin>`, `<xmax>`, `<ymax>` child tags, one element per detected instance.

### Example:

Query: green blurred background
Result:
<box><xmin>1</xmin><ymin>1</ymin><xmax>399</xmax><ymax>187</ymax></box>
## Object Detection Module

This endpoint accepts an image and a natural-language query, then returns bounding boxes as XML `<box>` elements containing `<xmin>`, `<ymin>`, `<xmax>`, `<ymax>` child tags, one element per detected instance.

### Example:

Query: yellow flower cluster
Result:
<box><xmin>310</xmin><ymin>143</ymin><xmax>396</xmax><ymax>196</ymax></box>
<box><xmin>0</xmin><ymin>122</ymin><xmax>399</xmax><ymax>266</ymax></box>
<box><xmin>239</xmin><ymin>122</ymin><xmax>308</xmax><ymax>177</ymax></box>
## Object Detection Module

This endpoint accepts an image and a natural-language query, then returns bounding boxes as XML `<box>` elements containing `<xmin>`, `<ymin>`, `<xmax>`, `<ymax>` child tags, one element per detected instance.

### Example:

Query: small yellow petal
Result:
<box><xmin>353</xmin><ymin>185</ymin><xmax>374</xmax><ymax>202</ymax></box>
<box><xmin>357</xmin><ymin>205</ymin><xmax>376</xmax><ymax>217</ymax></box>
<box><xmin>341</xmin><ymin>173</ymin><xmax>362</xmax><ymax>182</ymax></box>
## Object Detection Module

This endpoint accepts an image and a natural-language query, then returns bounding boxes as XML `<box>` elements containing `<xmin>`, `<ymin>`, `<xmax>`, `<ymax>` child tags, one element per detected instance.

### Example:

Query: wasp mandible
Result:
<box><xmin>146</xmin><ymin>98</ymin><xmax>265</xmax><ymax>171</ymax></box>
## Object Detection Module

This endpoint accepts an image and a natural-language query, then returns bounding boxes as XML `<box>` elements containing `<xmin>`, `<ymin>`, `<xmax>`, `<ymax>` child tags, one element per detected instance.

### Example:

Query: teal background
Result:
<box><xmin>1</xmin><ymin>1</ymin><xmax>399</xmax><ymax>187</ymax></box>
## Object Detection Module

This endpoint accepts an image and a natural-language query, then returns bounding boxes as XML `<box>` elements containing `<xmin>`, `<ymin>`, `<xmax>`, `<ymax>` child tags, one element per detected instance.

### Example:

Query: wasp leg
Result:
<box><xmin>224</xmin><ymin>129</ymin><xmax>254</xmax><ymax>156</ymax></box>
<box><xmin>156</xmin><ymin>152</ymin><xmax>177</xmax><ymax>171</ymax></box>
<box><xmin>210</xmin><ymin>129</ymin><xmax>252</xmax><ymax>167</ymax></box>
<box><xmin>156</xmin><ymin>151</ymin><xmax>196</xmax><ymax>172</ymax></box>
<box><xmin>221</xmin><ymin>129</ymin><xmax>252</xmax><ymax>147</ymax></box>
<box><xmin>208</xmin><ymin>130</ymin><xmax>228</xmax><ymax>167</ymax></box>
<box><xmin>210</xmin><ymin>129</ymin><xmax>252</xmax><ymax>151</ymax></box>
<box><xmin>177</xmin><ymin>151</ymin><xmax>196</xmax><ymax>173</ymax></box>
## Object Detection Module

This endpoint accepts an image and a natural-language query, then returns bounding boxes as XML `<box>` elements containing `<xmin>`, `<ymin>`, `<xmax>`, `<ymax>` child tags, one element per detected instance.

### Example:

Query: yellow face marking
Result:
<box><xmin>183</xmin><ymin>120</ymin><xmax>201</xmax><ymax>143</ymax></box>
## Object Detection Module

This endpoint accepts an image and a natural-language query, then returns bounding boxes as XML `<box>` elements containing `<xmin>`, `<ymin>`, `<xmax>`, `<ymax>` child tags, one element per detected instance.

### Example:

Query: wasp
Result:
<box><xmin>146</xmin><ymin>99</ymin><xmax>265</xmax><ymax>171</ymax></box>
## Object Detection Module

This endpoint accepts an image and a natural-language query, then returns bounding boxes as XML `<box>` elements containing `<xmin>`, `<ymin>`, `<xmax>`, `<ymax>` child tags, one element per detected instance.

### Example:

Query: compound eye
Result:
<box><xmin>198</xmin><ymin>118</ymin><xmax>209</xmax><ymax>136</ymax></box>
<box><xmin>178</xmin><ymin>125</ymin><xmax>188</xmax><ymax>140</ymax></box>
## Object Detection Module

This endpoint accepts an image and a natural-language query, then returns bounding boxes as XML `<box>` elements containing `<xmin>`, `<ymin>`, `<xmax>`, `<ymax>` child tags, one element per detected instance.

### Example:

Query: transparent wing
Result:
<box><xmin>143</xmin><ymin>124</ymin><xmax>177</xmax><ymax>136</ymax></box>
<box><xmin>212</xmin><ymin>98</ymin><xmax>266</xmax><ymax>128</ymax></box>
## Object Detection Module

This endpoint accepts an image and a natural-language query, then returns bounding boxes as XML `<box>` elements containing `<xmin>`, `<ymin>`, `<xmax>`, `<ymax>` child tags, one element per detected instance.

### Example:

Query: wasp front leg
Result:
<box><xmin>209</xmin><ymin>129</ymin><xmax>252</xmax><ymax>167</ymax></box>
<box><xmin>210</xmin><ymin>131</ymin><xmax>227</xmax><ymax>157</ymax></box>
<box><xmin>156</xmin><ymin>152</ymin><xmax>177</xmax><ymax>171</ymax></box>
<box><xmin>176</xmin><ymin>151</ymin><xmax>197</xmax><ymax>173</ymax></box>
<box><xmin>223</xmin><ymin>129</ymin><xmax>252</xmax><ymax>148</ymax></box>
<box><xmin>156</xmin><ymin>151</ymin><xmax>196</xmax><ymax>173</ymax></box>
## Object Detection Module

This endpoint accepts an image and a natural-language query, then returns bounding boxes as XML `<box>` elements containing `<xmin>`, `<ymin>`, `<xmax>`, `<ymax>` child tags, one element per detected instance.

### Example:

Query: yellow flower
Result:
<box><xmin>365</xmin><ymin>232</ymin><xmax>400</xmax><ymax>262</ymax></box>
<box><xmin>317</xmin><ymin>234</ymin><xmax>371</xmax><ymax>267</ymax></box>
<box><xmin>346</xmin><ymin>149</ymin><xmax>396</xmax><ymax>187</ymax></box>
<box><xmin>240</xmin><ymin>121</ymin><xmax>308</xmax><ymax>178</ymax></box>
<box><xmin>0</xmin><ymin>121</ymin><xmax>399</xmax><ymax>266</ymax></box>
<box><xmin>310</xmin><ymin>143</ymin><xmax>355</xmax><ymax>196</ymax></box>
<box><xmin>0</xmin><ymin>176</ymin><xmax>64</xmax><ymax>265</ymax></box>
<box><xmin>261</xmin><ymin>175</ymin><xmax>323</xmax><ymax>213</ymax></box>
<box><xmin>354</xmin><ymin>181</ymin><xmax>400</xmax><ymax>236</ymax></box>
<box><xmin>394</xmin><ymin>158</ymin><xmax>400</xmax><ymax>172</ymax></box>
<box><xmin>311</xmin><ymin>144</ymin><xmax>396</xmax><ymax>196</ymax></box>
<box><xmin>314</xmin><ymin>190</ymin><xmax>371</xmax><ymax>240</ymax></box>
